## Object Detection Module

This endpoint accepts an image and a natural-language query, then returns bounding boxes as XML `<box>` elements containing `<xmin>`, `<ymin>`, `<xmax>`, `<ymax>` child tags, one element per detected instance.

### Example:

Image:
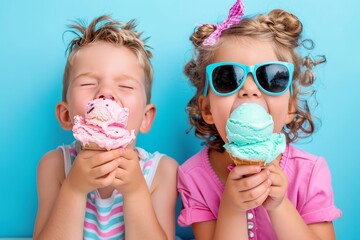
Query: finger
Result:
<box><xmin>94</xmin><ymin>169</ymin><xmax>117</xmax><ymax>188</ymax></box>
<box><xmin>120</xmin><ymin>148</ymin><xmax>139</xmax><ymax>161</ymax></box>
<box><xmin>229</xmin><ymin>165</ymin><xmax>262</xmax><ymax>180</ymax></box>
<box><xmin>266</xmin><ymin>165</ymin><xmax>285</xmax><ymax>186</ymax></box>
<box><xmin>91</xmin><ymin>158</ymin><xmax>120</xmax><ymax>178</ymax></box>
<box><xmin>240</xmin><ymin>178</ymin><xmax>271</xmax><ymax>201</ymax></box>
<box><xmin>236</xmin><ymin>169</ymin><xmax>270</xmax><ymax>191</ymax></box>
<box><xmin>88</xmin><ymin>149</ymin><xmax>123</xmax><ymax>167</ymax></box>
<box><xmin>268</xmin><ymin>173</ymin><xmax>282</xmax><ymax>187</ymax></box>
<box><xmin>114</xmin><ymin>166</ymin><xmax>126</xmax><ymax>179</ymax></box>
<box><xmin>243</xmin><ymin>187</ymin><xmax>270</xmax><ymax>209</ymax></box>
<box><xmin>268</xmin><ymin>186</ymin><xmax>284</xmax><ymax>198</ymax></box>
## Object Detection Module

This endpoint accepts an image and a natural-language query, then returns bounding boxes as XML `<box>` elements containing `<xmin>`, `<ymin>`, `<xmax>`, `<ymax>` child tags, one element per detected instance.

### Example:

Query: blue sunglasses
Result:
<box><xmin>204</xmin><ymin>61</ymin><xmax>294</xmax><ymax>97</ymax></box>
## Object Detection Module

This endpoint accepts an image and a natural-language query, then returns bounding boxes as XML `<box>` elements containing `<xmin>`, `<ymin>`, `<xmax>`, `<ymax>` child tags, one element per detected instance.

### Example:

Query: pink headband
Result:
<box><xmin>203</xmin><ymin>0</ymin><xmax>245</xmax><ymax>46</ymax></box>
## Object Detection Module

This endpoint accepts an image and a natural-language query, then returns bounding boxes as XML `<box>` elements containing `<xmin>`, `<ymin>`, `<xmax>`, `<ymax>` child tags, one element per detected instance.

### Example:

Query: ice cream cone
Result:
<box><xmin>82</xmin><ymin>142</ymin><xmax>106</xmax><ymax>151</ymax></box>
<box><xmin>228</xmin><ymin>152</ymin><xmax>266</xmax><ymax>167</ymax></box>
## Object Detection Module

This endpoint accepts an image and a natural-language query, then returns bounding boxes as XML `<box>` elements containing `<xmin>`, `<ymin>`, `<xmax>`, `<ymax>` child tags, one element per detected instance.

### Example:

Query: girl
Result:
<box><xmin>177</xmin><ymin>1</ymin><xmax>341</xmax><ymax>239</ymax></box>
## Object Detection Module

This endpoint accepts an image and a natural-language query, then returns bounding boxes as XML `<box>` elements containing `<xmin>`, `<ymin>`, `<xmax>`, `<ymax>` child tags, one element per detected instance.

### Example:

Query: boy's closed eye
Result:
<box><xmin>118</xmin><ymin>84</ymin><xmax>134</xmax><ymax>90</ymax></box>
<box><xmin>77</xmin><ymin>78</ymin><xmax>98</xmax><ymax>87</ymax></box>
<box><xmin>117</xmin><ymin>79</ymin><xmax>138</xmax><ymax>90</ymax></box>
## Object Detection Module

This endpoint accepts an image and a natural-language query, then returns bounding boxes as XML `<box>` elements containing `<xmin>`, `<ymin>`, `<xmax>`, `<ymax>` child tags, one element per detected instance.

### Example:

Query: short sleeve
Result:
<box><xmin>177</xmin><ymin>167</ymin><xmax>217</xmax><ymax>226</ymax></box>
<box><xmin>300</xmin><ymin>157</ymin><xmax>342</xmax><ymax>224</ymax></box>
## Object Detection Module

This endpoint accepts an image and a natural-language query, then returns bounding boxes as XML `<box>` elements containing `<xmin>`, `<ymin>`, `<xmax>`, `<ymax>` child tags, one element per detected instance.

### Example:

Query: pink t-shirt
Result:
<box><xmin>177</xmin><ymin>144</ymin><xmax>342</xmax><ymax>239</ymax></box>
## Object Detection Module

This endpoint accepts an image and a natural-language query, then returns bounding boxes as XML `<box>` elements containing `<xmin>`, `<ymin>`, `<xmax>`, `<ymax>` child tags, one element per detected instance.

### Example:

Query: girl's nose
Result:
<box><xmin>237</xmin><ymin>75</ymin><xmax>262</xmax><ymax>98</ymax></box>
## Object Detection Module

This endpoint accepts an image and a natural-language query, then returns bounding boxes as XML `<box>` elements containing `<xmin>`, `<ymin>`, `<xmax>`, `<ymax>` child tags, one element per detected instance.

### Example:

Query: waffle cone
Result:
<box><xmin>228</xmin><ymin>152</ymin><xmax>266</xmax><ymax>167</ymax></box>
<box><xmin>82</xmin><ymin>142</ymin><xmax>106</xmax><ymax>151</ymax></box>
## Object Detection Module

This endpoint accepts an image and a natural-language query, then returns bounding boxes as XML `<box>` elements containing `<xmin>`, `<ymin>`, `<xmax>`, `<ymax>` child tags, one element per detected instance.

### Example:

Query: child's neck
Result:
<box><xmin>98</xmin><ymin>186</ymin><xmax>115</xmax><ymax>199</ymax></box>
<box><xmin>208</xmin><ymin>149</ymin><xmax>233</xmax><ymax>184</ymax></box>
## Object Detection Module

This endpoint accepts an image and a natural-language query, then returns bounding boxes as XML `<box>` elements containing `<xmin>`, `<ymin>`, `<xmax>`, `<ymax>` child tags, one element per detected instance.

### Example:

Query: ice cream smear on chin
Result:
<box><xmin>73</xmin><ymin>98</ymin><xmax>136</xmax><ymax>150</ymax></box>
<box><xmin>224</xmin><ymin>103</ymin><xmax>286</xmax><ymax>165</ymax></box>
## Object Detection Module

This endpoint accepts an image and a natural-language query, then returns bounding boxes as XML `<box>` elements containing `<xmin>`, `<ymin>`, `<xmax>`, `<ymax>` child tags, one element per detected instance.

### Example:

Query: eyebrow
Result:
<box><xmin>72</xmin><ymin>72</ymin><xmax>142</xmax><ymax>84</ymax></box>
<box><xmin>72</xmin><ymin>72</ymin><xmax>97</xmax><ymax>82</ymax></box>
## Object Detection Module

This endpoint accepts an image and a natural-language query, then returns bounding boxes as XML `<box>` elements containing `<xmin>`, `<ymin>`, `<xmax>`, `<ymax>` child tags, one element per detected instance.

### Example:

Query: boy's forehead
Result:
<box><xmin>70</xmin><ymin>42</ymin><xmax>141</xmax><ymax>68</ymax></box>
<box><xmin>69</xmin><ymin>43</ymin><xmax>146</xmax><ymax>80</ymax></box>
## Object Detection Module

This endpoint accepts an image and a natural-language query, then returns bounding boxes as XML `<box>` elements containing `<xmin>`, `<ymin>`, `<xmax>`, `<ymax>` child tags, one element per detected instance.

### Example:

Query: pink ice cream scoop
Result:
<box><xmin>73</xmin><ymin>98</ymin><xmax>136</xmax><ymax>150</ymax></box>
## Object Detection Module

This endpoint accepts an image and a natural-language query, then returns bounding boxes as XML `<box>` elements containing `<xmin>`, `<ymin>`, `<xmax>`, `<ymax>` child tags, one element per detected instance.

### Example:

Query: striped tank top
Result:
<box><xmin>59</xmin><ymin>141</ymin><xmax>163</xmax><ymax>239</ymax></box>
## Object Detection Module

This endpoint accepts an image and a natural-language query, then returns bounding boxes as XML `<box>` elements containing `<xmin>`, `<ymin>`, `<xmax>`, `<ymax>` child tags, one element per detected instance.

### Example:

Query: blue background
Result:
<box><xmin>0</xmin><ymin>0</ymin><xmax>358</xmax><ymax>238</ymax></box>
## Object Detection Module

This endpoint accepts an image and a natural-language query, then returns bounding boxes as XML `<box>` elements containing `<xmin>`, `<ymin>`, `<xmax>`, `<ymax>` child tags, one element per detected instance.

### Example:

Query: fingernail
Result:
<box><xmin>119</xmin><ymin>148</ymin><xmax>125</xmax><ymax>154</ymax></box>
<box><xmin>227</xmin><ymin>163</ymin><xmax>235</xmax><ymax>171</ymax></box>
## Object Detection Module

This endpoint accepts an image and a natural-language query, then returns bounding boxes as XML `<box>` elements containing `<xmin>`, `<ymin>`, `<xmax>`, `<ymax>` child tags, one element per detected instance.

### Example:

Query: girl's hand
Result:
<box><xmin>262</xmin><ymin>163</ymin><xmax>288</xmax><ymax>211</ymax></box>
<box><xmin>112</xmin><ymin>148</ymin><xmax>147</xmax><ymax>195</ymax></box>
<box><xmin>222</xmin><ymin>165</ymin><xmax>271</xmax><ymax>212</ymax></box>
<box><xmin>64</xmin><ymin>149</ymin><xmax>121</xmax><ymax>195</ymax></box>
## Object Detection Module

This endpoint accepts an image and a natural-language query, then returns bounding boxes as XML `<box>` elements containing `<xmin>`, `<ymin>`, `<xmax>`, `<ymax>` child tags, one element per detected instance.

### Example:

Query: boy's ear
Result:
<box><xmin>56</xmin><ymin>101</ymin><xmax>73</xmax><ymax>130</ymax></box>
<box><xmin>286</xmin><ymin>97</ymin><xmax>297</xmax><ymax>124</ymax></box>
<box><xmin>140</xmin><ymin>104</ymin><xmax>156</xmax><ymax>133</ymax></box>
<box><xmin>198</xmin><ymin>95</ymin><xmax>214</xmax><ymax>124</ymax></box>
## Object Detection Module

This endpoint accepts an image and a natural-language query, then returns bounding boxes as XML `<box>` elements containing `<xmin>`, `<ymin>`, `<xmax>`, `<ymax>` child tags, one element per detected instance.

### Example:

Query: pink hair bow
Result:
<box><xmin>203</xmin><ymin>0</ymin><xmax>245</xmax><ymax>46</ymax></box>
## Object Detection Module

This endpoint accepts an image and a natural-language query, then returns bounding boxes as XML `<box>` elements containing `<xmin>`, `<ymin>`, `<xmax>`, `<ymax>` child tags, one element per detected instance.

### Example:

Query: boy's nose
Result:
<box><xmin>98</xmin><ymin>95</ymin><xmax>115</xmax><ymax>100</ymax></box>
<box><xmin>237</xmin><ymin>75</ymin><xmax>262</xmax><ymax>98</ymax></box>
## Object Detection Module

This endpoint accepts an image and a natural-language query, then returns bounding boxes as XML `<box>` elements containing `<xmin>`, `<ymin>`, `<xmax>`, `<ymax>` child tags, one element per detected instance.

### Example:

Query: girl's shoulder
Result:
<box><xmin>283</xmin><ymin>144</ymin><xmax>330</xmax><ymax>182</ymax></box>
<box><xmin>284</xmin><ymin>144</ymin><xmax>325</xmax><ymax>165</ymax></box>
<box><xmin>178</xmin><ymin>147</ymin><xmax>208</xmax><ymax>173</ymax></box>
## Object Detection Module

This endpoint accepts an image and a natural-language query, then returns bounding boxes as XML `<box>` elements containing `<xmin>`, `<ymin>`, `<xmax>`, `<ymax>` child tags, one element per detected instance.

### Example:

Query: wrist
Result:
<box><xmin>62</xmin><ymin>178</ymin><xmax>89</xmax><ymax>197</ymax></box>
<box><xmin>122</xmin><ymin>182</ymin><xmax>149</xmax><ymax>201</ymax></box>
<box><xmin>266</xmin><ymin>196</ymin><xmax>287</xmax><ymax>214</ymax></box>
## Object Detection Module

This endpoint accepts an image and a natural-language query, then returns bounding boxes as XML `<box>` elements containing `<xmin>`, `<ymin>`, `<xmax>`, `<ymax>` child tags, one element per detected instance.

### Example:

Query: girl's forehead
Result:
<box><xmin>214</xmin><ymin>37</ymin><xmax>277</xmax><ymax>63</ymax></box>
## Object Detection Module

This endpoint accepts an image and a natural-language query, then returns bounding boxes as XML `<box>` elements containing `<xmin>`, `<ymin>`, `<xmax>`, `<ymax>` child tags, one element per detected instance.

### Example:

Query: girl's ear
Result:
<box><xmin>286</xmin><ymin>97</ymin><xmax>297</xmax><ymax>124</ymax></box>
<box><xmin>56</xmin><ymin>101</ymin><xmax>73</xmax><ymax>130</ymax></box>
<box><xmin>139</xmin><ymin>104</ymin><xmax>156</xmax><ymax>133</ymax></box>
<box><xmin>198</xmin><ymin>95</ymin><xmax>214</xmax><ymax>124</ymax></box>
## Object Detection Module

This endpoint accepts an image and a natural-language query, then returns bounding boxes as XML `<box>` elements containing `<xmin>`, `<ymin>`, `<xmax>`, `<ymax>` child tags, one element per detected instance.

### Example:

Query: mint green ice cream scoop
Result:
<box><xmin>224</xmin><ymin>103</ymin><xmax>286</xmax><ymax>165</ymax></box>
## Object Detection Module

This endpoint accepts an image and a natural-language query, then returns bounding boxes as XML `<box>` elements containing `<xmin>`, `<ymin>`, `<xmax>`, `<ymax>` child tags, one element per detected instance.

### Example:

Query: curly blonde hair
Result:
<box><xmin>185</xmin><ymin>9</ymin><xmax>325</xmax><ymax>152</ymax></box>
<box><xmin>62</xmin><ymin>15</ymin><xmax>153</xmax><ymax>103</ymax></box>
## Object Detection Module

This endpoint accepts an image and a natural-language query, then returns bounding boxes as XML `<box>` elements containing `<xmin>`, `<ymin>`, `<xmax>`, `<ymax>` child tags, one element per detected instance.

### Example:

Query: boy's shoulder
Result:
<box><xmin>37</xmin><ymin>148</ymin><xmax>65</xmax><ymax>182</ymax></box>
<box><xmin>38</xmin><ymin>148</ymin><xmax>64</xmax><ymax>167</ymax></box>
<box><xmin>158</xmin><ymin>154</ymin><xmax>179</xmax><ymax>169</ymax></box>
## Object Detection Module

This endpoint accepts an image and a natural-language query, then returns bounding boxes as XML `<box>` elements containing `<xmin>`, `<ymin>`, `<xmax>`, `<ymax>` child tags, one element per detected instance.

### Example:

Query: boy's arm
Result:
<box><xmin>34</xmin><ymin>148</ymin><xmax>121</xmax><ymax>240</ymax></box>
<box><xmin>150</xmin><ymin>156</ymin><xmax>178</xmax><ymax>239</ymax></box>
<box><xmin>121</xmin><ymin>155</ymin><xmax>178</xmax><ymax>240</ymax></box>
<box><xmin>33</xmin><ymin>149</ymin><xmax>86</xmax><ymax>240</ymax></box>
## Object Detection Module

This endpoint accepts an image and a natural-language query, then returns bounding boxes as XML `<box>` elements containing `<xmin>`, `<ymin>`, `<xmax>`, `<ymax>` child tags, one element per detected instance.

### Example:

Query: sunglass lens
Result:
<box><xmin>212</xmin><ymin>65</ymin><xmax>244</xmax><ymax>94</ymax></box>
<box><xmin>256</xmin><ymin>64</ymin><xmax>289</xmax><ymax>93</ymax></box>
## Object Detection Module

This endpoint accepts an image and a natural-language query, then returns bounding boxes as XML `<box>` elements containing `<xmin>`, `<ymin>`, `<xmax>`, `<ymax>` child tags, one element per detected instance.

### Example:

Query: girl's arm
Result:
<box><xmin>114</xmin><ymin>149</ymin><xmax>178</xmax><ymax>240</ymax></box>
<box><xmin>192</xmin><ymin>166</ymin><xmax>271</xmax><ymax>240</ymax></box>
<box><xmin>265</xmin><ymin>164</ymin><xmax>336</xmax><ymax>240</ymax></box>
<box><xmin>268</xmin><ymin>198</ymin><xmax>335</xmax><ymax>240</ymax></box>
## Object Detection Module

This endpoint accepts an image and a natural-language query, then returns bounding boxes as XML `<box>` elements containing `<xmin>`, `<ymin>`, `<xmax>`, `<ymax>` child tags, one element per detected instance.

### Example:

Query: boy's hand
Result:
<box><xmin>112</xmin><ymin>148</ymin><xmax>147</xmax><ymax>196</ymax></box>
<box><xmin>262</xmin><ymin>163</ymin><xmax>288</xmax><ymax>211</ymax></box>
<box><xmin>222</xmin><ymin>165</ymin><xmax>271</xmax><ymax>212</ymax></box>
<box><xmin>64</xmin><ymin>149</ymin><xmax>121</xmax><ymax>195</ymax></box>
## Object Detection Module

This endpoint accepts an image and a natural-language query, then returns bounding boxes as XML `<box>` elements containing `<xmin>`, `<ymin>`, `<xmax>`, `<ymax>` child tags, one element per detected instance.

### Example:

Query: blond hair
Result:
<box><xmin>62</xmin><ymin>15</ymin><xmax>153</xmax><ymax>103</ymax></box>
<box><xmin>185</xmin><ymin>9</ymin><xmax>325</xmax><ymax>152</ymax></box>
